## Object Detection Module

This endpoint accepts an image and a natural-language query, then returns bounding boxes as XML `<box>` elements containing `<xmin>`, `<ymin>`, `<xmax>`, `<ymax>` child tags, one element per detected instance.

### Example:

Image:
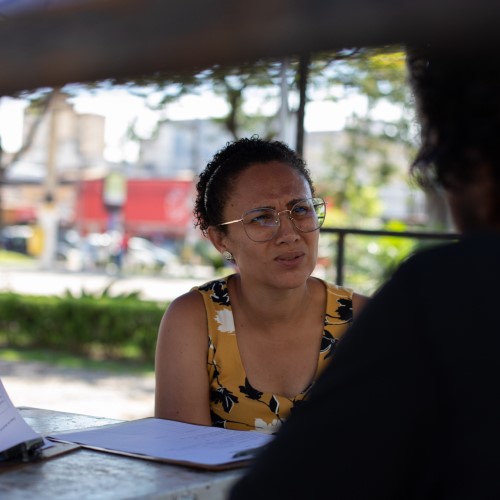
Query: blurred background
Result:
<box><xmin>0</xmin><ymin>46</ymin><xmax>455</xmax><ymax>296</ymax></box>
<box><xmin>0</xmin><ymin>0</ymin><xmax>468</xmax><ymax>420</ymax></box>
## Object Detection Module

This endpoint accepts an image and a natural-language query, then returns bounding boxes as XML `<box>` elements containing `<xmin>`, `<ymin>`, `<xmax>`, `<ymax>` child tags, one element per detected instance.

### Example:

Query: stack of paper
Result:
<box><xmin>48</xmin><ymin>417</ymin><xmax>274</xmax><ymax>470</ymax></box>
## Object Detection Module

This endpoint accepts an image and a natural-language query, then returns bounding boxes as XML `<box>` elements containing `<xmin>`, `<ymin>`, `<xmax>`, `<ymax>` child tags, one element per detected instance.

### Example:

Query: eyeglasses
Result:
<box><xmin>218</xmin><ymin>197</ymin><xmax>326</xmax><ymax>242</ymax></box>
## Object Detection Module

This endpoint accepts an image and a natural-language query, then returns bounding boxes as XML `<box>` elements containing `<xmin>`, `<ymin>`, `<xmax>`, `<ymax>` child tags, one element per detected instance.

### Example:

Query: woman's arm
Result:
<box><xmin>154</xmin><ymin>290</ymin><xmax>212</xmax><ymax>426</ymax></box>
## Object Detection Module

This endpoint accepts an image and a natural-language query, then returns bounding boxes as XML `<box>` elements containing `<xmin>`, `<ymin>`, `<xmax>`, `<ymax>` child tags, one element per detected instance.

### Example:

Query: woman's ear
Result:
<box><xmin>207</xmin><ymin>226</ymin><xmax>227</xmax><ymax>254</ymax></box>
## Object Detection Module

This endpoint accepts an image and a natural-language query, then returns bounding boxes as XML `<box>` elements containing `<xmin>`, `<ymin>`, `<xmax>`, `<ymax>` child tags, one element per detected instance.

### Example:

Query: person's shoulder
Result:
<box><xmin>314</xmin><ymin>277</ymin><xmax>369</xmax><ymax>315</ymax></box>
<box><xmin>158</xmin><ymin>290</ymin><xmax>209</xmax><ymax>352</ymax></box>
<box><xmin>314</xmin><ymin>277</ymin><xmax>353</xmax><ymax>297</ymax></box>
<box><xmin>166</xmin><ymin>289</ymin><xmax>204</xmax><ymax>317</ymax></box>
<box><xmin>402</xmin><ymin>233</ymin><xmax>500</xmax><ymax>269</ymax></box>
<box><xmin>380</xmin><ymin>235</ymin><xmax>496</xmax><ymax>292</ymax></box>
<box><xmin>457</xmin><ymin>232</ymin><xmax>500</xmax><ymax>256</ymax></box>
<box><xmin>190</xmin><ymin>274</ymin><xmax>233</xmax><ymax>294</ymax></box>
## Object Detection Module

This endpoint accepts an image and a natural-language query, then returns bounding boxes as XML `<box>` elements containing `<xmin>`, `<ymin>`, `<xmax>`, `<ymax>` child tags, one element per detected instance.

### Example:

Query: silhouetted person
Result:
<box><xmin>229</xmin><ymin>44</ymin><xmax>500</xmax><ymax>499</ymax></box>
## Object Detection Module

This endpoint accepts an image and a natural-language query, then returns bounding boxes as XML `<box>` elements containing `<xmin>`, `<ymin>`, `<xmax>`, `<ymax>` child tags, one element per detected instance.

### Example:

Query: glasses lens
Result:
<box><xmin>242</xmin><ymin>208</ymin><xmax>279</xmax><ymax>242</ymax></box>
<box><xmin>290</xmin><ymin>198</ymin><xmax>326</xmax><ymax>232</ymax></box>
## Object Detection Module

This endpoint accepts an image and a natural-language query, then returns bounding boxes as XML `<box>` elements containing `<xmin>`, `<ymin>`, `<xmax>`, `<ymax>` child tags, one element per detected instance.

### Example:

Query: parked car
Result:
<box><xmin>1</xmin><ymin>225</ymin><xmax>33</xmax><ymax>254</ymax></box>
<box><xmin>125</xmin><ymin>236</ymin><xmax>180</xmax><ymax>273</ymax></box>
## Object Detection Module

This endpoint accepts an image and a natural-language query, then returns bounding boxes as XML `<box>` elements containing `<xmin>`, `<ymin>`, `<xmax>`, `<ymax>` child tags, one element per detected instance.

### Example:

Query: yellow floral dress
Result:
<box><xmin>194</xmin><ymin>274</ymin><xmax>354</xmax><ymax>434</ymax></box>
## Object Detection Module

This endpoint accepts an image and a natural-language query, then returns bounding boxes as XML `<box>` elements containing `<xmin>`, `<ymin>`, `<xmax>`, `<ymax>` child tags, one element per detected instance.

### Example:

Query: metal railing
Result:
<box><xmin>320</xmin><ymin>227</ymin><xmax>459</xmax><ymax>286</ymax></box>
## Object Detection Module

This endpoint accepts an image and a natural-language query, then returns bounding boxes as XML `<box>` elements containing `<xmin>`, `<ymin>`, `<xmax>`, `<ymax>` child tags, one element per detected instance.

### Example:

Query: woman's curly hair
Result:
<box><xmin>407</xmin><ymin>44</ymin><xmax>500</xmax><ymax>189</ymax></box>
<box><xmin>194</xmin><ymin>136</ymin><xmax>315</xmax><ymax>236</ymax></box>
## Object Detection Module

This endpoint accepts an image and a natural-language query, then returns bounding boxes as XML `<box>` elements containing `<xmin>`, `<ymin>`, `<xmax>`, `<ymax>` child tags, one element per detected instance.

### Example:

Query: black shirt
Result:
<box><xmin>229</xmin><ymin>233</ymin><xmax>500</xmax><ymax>500</ymax></box>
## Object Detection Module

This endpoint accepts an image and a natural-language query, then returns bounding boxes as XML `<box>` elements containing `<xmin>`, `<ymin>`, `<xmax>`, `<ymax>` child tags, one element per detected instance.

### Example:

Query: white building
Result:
<box><xmin>137</xmin><ymin>119</ymin><xmax>232</xmax><ymax>177</ymax></box>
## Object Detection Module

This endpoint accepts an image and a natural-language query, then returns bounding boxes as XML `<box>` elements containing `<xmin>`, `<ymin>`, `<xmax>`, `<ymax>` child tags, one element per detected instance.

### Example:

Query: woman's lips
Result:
<box><xmin>275</xmin><ymin>252</ymin><xmax>305</xmax><ymax>265</ymax></box>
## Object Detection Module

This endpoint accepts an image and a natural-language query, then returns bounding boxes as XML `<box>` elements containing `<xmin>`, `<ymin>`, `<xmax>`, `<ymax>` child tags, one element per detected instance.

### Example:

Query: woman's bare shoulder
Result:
<box><xmin>158</xmin><ymin>289</ymin><xmax>207</xmax><ymax>342</ymax></box>
<box><xmin>165</xmin><ymin>288</ymin><xmax>205</xmax><ymax>316</ymax></box>
<box><xmin>314</xmin><ymin>278</ymin><xmax>370</xmax><ymax>317</ymax></box>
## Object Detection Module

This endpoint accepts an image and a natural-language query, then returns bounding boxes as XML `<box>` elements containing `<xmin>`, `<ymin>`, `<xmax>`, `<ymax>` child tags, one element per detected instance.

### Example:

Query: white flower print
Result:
<box><xmin>254</xmin><ymin>418</ymin><xmax>282</xmax><ymax>434</ymax></box>
<box><xmin>215</xmin><ymin>309</ymin><xmax>235</xmax><ymax>333</ymax></box>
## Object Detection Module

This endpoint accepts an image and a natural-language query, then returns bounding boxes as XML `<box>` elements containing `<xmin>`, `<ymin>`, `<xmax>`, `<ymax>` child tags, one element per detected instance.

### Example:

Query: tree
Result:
<box><xmin>101</xmin><ymin>47</ymin><xmax>392</xmax><ymax>151</ymax></box>
<box><xmin>310</xmin><ymin>47</ymin><xmax>449</xmax><ymax>230</ymax></box>
<box><xmin>0</xmin><ymin>90</ymin><xmax>57</xmax><ymax>246</ymax></box>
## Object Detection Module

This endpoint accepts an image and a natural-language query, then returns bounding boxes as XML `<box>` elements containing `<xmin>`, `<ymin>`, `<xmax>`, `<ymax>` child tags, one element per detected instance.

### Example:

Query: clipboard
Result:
<box><xmin>48</xmin><ymin>417</ymin><xmax>273</xmax><ymax>471</ymax></box>
<box><xmin>0</xmin><ymin>440</ymin><xmax>80</xmax><ymax>473</ymax></box>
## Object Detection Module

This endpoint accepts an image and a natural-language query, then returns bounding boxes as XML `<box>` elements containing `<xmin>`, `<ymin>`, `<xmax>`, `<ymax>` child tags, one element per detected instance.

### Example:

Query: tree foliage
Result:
<box><xmin>97</xmin><ymin>46</ymin><xmax>410</xmax><ymax>147</ymax></box>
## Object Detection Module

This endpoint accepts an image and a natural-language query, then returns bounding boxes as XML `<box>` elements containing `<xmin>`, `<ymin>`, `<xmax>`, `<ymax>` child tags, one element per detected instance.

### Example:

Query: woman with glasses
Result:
<box><xmin>154</xmin><ymin>136</ymin><xmax>368</xmax><ymax>432</ymax></box>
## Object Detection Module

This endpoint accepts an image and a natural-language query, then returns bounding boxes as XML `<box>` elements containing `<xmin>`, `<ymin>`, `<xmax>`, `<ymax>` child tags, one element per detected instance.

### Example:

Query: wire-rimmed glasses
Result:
<box><xmin>218</xmin><ymin>197</ymin><xmax>326</xmax><ymax>242</ymax></box>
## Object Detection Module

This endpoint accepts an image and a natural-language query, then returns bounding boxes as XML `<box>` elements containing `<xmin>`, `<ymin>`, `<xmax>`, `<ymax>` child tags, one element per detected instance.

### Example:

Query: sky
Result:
<box><xmin>0</xmin><ymin>89</ymin><xmax>401</xmax><ymax>163</ymax></box>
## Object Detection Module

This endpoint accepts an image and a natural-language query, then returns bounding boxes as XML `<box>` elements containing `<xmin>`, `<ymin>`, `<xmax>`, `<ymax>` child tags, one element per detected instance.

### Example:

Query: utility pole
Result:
<box><xmin>39</xmin><ymin>89</ymin><xmax>60</xmax><ymax>269</ymax></box>
<box><xmin>278</xmin><ymin>58</ymin><xmax>292</xmax><ymax>144</ymax></box>
<box><xmin>295</xmin><ymin>52</ymin><xmax>310</xmax><ymax>158</ymax></box>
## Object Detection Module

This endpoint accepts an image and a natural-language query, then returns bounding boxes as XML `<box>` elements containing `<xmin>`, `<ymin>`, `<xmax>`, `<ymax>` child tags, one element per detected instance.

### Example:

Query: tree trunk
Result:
<box><xmin>0</xmin><ymin>92</ymin><xmax>55</xmax><ymax>248</ymax></box>
<box><xmin>277</xmin><ymin>58</ymin><xmax>291</xmax><ymax>143</ymax></box>
<box><xmin>295</xmin><ymin>52</ymin><xmax>310</xmax><ymax>157</ymax></box>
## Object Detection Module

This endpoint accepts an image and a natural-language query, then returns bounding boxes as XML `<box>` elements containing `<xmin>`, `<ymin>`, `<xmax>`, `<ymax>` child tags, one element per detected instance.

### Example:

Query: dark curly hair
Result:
<box><xmin>407</xmin><ymin>44</ymin><xmax>500</xmax><ymax>190</ymax></box>
<box><xmin>194</xmin><ymin>136</ymin><xmax>315</xmax><ymax>235</ymax></box>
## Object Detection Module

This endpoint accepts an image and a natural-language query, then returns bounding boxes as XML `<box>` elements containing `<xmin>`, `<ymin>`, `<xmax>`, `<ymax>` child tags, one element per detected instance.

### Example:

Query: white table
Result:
<box><xmin>0</xmin><ymin>407</ymin><xmax>243</xmax><ymax>499</ymax></box>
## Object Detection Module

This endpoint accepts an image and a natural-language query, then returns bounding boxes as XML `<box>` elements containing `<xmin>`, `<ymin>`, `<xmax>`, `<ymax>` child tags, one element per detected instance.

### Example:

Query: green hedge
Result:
<box><xmin>0</xmin><ymin>292</ymin><xmax>167</xmax><ymax>362</ymax></box>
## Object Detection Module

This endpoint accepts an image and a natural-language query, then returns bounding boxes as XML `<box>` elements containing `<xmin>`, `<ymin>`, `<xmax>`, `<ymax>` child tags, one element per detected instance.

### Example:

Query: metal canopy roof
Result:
<box><xmin>0</xmin><ymin>0</ymin><xmax>499</xmax><ymax>94</ymax></box>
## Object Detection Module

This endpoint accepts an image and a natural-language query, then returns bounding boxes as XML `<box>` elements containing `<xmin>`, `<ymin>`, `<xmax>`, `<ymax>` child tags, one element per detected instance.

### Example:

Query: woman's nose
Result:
<box><xmin>275</xmin><ymin>211</ymin><xmax>299</xmax><ymax>239</ymax></box>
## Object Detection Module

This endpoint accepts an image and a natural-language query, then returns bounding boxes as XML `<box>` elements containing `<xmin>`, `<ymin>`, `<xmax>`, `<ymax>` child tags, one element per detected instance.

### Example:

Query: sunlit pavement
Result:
<box><xmin>1</xmin><ymin>358</ymin><xmax>155</xmax><ymax>421</ymax></box>
<box><xmin>0</xmin><ymin>264</ymin><xmax>210</xmax><ymax>303</ymax></box>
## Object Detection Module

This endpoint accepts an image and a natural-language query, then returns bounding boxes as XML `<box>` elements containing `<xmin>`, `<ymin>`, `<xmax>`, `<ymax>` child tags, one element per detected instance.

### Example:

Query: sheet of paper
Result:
<box><xmin>0</xmin><ymin>378</ymin><xmax>43</xmax><ymax>452</ymax></box>
<box><xmin>48</xmin><ymin>418</ymin><xmax>274</xmax><ymax>468</ymax></box>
